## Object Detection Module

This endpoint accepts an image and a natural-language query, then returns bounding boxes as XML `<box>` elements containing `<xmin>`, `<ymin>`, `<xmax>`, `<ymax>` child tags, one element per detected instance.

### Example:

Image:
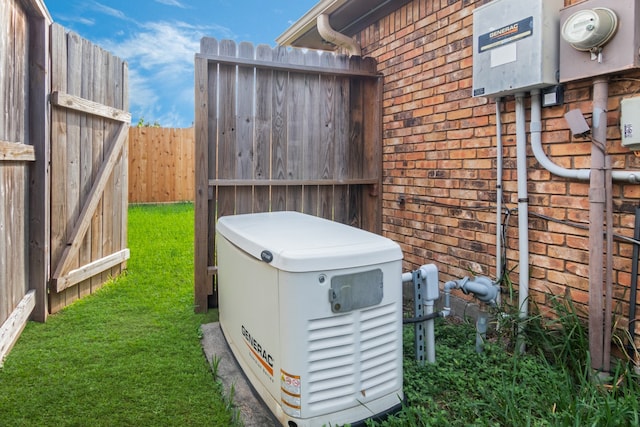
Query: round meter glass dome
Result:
<box><xmin>561</xmin><ymin>7</ymin><xmax>618</xmax><ymax>51</ymax></box>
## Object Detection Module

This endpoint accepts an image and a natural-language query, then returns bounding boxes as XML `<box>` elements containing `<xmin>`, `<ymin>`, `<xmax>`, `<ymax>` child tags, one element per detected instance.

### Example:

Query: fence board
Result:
<box><xmin>254</xmin><ymin>45</ymin><xmax>272</xmax><ymax>212</ymax></box>
<box><xmin>49</xmin><ymin>23</ymin><xmax>67</xmax><ymax>313</ymax></box>
<box><xmin>194</xmin><ymin>50</ymin><xmax>211</xmax><ymax>312</ymax></box>
<box><xmin>78</xmin><ymin>36</ymin><xmax>94</xmax><ymax>299</ymax></box>
<box><xmin>303</xmin><ymin>50</ymin><xmax>321</xmax><ymax>216</ymax></box>
<box><xmin>334</xmin><ymin>54</ymin><xmax>350</xmax><ymax>224</ymax></box>
<box><xmin>319</xmin><ymin>51</ymin><xmax>336</xmax><ymax>220</ymax></box>
<box><xmin>26</xmin><ymin>2</ymin><xmax>50</xmax><ymax>322</ymax></box>
<box><xmin>0</xmin><ymin>140</ymin><xmax>35</xmax><ymax>161</ymax></box>
<box><xmin>218</xmin><ymin>39</ymin><xmax>237</xmax><ymax>220</ymax></box>
<box><xmin>0</xmin><ymin>290</ymin><xmax>34</xmax><ymax>365</ymax></box>
<box><xmin>102</xmin><ymin>53</ymin><xmax>116</xmax><ymax>284</ymax></box>
<box><xmin>90</xmin><ymin>45</ymin><xmax>105</xmax><ymax>294</ymax></box>
<box><xmin>120</xmin><ymin>60</ymin><xmax>129</xmax><ymax>278</ymax></box>
<box><xmin>286</xmin><ymin>48</ymin><xmax>305</xmax><ymax>213</ymax></box>
<box><xmin>66</xmin><ymin>31</ymin><xmax>82</xmax><ymax>303</ymax></box>
<box><xmin>236</xmin><ymin>42</ymin><xmax>254</xmax><ymax>214</ymax></box>
<box><xmin>194</xmin><ymin>38</ymin><xmax>383</xmax><ymax>312</ymax></box>
<box><xmin>271</xmin><ymin>46</ymin><xmax>288</xmax><ymax>211</ymax></box>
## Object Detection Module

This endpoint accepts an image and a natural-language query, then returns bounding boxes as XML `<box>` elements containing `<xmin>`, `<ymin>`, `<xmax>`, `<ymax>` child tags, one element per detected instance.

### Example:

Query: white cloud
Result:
<box><xmin>100</xmin><ymin>20</ymin><xmax>235</xmax><ymax>127</ymax></box>
<box><xmin>92</xmin><ymin>2</ymin><xmax>131</xmax><ymax>21</ymax></box>
<box><xmin>127</xmin><ymin>69</ymin><xmax>160</xmax><ymax>121</ymax></box>
<box><xmin>154</xmin><ymin>0</ymin><xmax>187</xmax><ymax>8</ymax></box>
<box><xmin>103</xmin><ymin>21</ymin><xmax>200</xmax><ymax>69</ymax></box>
<box><xmin>64</xmin><ymin>15</ymin><xmax>95</xmax><ymax>26</ymax></box>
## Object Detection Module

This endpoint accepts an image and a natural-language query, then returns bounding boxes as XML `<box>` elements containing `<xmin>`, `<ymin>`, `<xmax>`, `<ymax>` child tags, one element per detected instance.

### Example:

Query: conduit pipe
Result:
<box><xmin>495</xmin><ymin>98</ymin><xmax>504</xmax><ymax>292</ymax></box>
<box><xmin>604</xmin><ymin>147</ymin><xmax>613</xmax><ymax>370</ymax></box>
<box><xmin>316</xmin><ymin>14</ymin><xmax>361</xmax><ymax>56</ymax></box>
<box><xmin>515</xmin><ymin>92</ymin><xmax>530</xmax><ymax>353</ymax></box>
<box><xmin>530</xmin><ymin>100</ymin><xmax>640</xmax><ymax>184</ymax></box>
<box><xmin>629</xmin><ymin>208</ymin><xmax>640</xmax><ymax>350</ymax></box>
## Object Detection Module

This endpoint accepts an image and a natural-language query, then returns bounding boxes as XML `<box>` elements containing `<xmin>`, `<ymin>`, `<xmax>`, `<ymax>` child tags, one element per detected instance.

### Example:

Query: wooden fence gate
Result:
<box><xmin>194</xmin><ymin>38</ymin><xmax>383</xmax><ymax>312</ymax></box>
<box><xmin>48</xmin><ymin>24</ymin><xmax>130</xmax><ymax>313</ymax></box>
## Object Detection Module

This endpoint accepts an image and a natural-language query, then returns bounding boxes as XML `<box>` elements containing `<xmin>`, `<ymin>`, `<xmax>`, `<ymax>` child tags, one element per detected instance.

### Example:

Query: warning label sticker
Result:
<box><xmin>281</xmin><ymin>370</ymin><xmax>301</xmax><ymax>417</ymax></box>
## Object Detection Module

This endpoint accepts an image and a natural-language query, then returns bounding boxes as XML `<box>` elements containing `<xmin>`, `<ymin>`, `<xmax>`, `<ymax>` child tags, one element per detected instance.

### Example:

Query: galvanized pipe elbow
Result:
<box><xmin>459</xmin><ymin>276</ymin><xmax>499</xmax><ymax>306</ymax></box>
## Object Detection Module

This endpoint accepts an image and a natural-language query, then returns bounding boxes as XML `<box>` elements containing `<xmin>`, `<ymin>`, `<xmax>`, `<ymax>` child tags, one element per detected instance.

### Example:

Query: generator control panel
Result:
<box><xmin>472</xmin><ymin>0</ymin><xmax>563</xmax><ymax>97</ymax></box>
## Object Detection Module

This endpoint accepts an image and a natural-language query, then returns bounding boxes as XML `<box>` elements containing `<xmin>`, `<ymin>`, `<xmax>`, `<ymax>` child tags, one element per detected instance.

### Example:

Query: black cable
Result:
<box><xmin>528</xmin><ymin>210</ymin><xmax>640</xmax><ymax>247</ymax></box>
<box><xmin>403</xmin><ymin>311</ymin><xmax>443</xmax><ymax>324</ymax></box>
<box><xmin>407</xmin><ymin>196</ymin><xmax>494</xmax><ymax>212</ymax></box>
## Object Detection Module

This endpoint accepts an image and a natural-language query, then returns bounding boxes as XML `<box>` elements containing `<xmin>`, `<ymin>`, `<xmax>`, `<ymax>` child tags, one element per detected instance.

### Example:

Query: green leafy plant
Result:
<box><xmin>370</xmin><ymin>289</ymin><xmax>640</xmax><ymax>427</ymax></box>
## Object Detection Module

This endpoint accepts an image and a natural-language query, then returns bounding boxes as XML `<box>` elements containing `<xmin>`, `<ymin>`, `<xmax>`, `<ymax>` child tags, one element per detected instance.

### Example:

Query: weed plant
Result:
<box><xmin>0</xmin><ymin>203</ymin><xmax>236</xmax><ymax>426</ymax></box>
<box><xmin>370</xmin><ymin>295</ymin><xmax>640</xmax><ymax>427</ymax></box>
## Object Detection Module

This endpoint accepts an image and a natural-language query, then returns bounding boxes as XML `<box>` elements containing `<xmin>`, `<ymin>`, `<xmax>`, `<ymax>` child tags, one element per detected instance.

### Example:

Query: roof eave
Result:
<box><xmin>276</xmin><ymin>0</ymin><xmax>348</xmax><ymax>50</ymax></box>
<box><xmin>276</xmin><ymin>0</ymin><xmax>413</xmax><ymax>51</ymax></box>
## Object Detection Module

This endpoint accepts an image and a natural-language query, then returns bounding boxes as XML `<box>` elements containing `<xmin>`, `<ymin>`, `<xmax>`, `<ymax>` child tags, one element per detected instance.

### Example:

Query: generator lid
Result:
<box><xmin>217</xmin><ymin>211</ymin><xmax>402</xmax><ymax>272</ymax></box>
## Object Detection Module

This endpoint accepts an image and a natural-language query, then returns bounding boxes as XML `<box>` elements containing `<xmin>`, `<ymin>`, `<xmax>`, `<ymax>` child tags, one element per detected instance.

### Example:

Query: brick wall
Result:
<box><xmin>355</xmin><ymin>0</ymin><xmax>640</xmax><ymax>340</ymax></box>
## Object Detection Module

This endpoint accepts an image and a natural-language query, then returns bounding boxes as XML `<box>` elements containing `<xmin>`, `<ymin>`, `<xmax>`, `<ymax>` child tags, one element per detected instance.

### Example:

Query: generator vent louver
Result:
<box><xmin>307</xmin><ymin>302</ymin><xmax>400</xmax><ymax>413</ymax></box>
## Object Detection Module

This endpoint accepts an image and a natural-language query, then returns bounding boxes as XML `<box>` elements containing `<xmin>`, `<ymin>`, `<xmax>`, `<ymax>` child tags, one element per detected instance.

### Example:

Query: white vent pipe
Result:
<box><xmin>317</xmin><ymin>14</ymin><xmax>361</xmax><ymax>56</ymax></box>
<box><xmin>495</xmin><ymin>98</ymin><xmax>503</xmax><ymax>298</ymax></box>
<box><xmin>530</xmin><ymin>92</ymin><xmax>640</xmax><ymax>183</ymax></box>
<box><xmin>515</xmin><ymin>92</ymin><xmax>529</xmax><ymax>353</ymax></box>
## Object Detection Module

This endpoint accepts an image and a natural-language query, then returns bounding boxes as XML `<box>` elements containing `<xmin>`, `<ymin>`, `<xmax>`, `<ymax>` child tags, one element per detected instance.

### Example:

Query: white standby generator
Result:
<box><xmin>216</xmin><ymin>211</ymin><xmax>404</xmax><ymax>427</ymax></box>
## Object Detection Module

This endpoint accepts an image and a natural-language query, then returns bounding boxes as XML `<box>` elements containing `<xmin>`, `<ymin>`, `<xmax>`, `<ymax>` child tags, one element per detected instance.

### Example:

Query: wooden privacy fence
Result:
<box><xmin>194</xmin><ymin>37</ymin><xmax>383</xmax><ymax>312</ymax></box>
<box><xmin>128</xmin><ymin>127</ymin><xmax>195</xmax><ymax>203</ymax></box>
<box><xmin>1</xmin><ymin>0</ymin><xmax>129</xmax><ymax>363</ymax></box>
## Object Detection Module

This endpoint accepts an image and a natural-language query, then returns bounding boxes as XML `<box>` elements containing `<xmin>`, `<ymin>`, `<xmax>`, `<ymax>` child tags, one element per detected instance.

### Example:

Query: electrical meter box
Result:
<box><xmin>621</xmin><ymin>97</ymin><xmax>640</xmax><ymax>151</ymax></box>
<box><xmin>216</xmin><ymin>211</ymin><xmax>404</xmax><ymax>427</ymax></box>
<box><xmin>559</xmin><ymin>0</ymin><xmax>640</xmax><ymax>82</ymax></box>
<box><xmin>472</xmin><ymin>0</ymin><xmax>563</xmax><ymax>98</ymax></box>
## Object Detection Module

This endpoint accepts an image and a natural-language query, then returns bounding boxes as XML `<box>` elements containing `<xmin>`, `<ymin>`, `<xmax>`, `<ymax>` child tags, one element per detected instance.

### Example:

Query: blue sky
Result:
<box><xmin>45</xmin><ymin>0</ymin><xmax>318</xmax><ymax>127</ymax></box>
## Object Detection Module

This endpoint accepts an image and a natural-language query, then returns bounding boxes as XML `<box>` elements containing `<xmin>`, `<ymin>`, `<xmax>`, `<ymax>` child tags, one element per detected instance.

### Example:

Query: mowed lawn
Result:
<box><xmin>0</xmin><ymin>203</ymin><xmax>235</xmax><ymax>426</ymax></box>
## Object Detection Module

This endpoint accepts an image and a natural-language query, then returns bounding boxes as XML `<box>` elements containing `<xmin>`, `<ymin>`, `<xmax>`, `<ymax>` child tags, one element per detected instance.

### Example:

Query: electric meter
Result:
<box><xmin>561</xmin><ymin>7</ymin><xmax>618</xmax><ymax>51</ymax></box>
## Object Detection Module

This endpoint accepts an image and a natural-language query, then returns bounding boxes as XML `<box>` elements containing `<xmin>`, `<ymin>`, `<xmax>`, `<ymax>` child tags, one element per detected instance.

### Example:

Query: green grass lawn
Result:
<box><xmin>0</xmin><ymin>203</ymin><xmax>234</xmax><ymax>426</ymax></box>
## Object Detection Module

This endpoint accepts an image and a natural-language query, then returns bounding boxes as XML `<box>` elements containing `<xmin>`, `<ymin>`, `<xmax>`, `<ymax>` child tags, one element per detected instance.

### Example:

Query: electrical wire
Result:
<box><xmin>528</xmin><ymin>210</ymin><xmax>640</xmax><ymax>247</ymax></box>
<box><xmin>405</xmin><ymin>196</ymin><xmax>514</xmax><ymax>284</ymax></box>
<box><xmin>402</xmin><ymin>311</ymin><xmax>443</xmax><ymax>324</ymax></box>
